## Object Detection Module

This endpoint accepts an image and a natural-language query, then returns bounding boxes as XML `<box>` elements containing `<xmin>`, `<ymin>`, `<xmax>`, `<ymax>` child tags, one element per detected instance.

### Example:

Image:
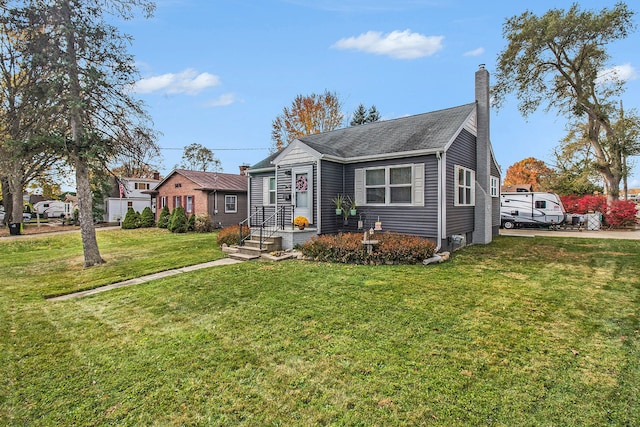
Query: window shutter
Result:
<box><xmin>191</xmin><ymin>195</ymin><xmax>195</xmax><ymax>214</ymax></box>
<box><xmin>413</xmin><ymin>163</ymin><xmax>425</xmax><ymax>206</ymax></box>
<box><xmin>263</xmin><ymin>177</ymin><xmax>270</xmax><ymax>205</ymax></box>
<box><xmin>354</xmin><ymin>168</ymin><xmax>364</xmax><ymax>205</ymax></box>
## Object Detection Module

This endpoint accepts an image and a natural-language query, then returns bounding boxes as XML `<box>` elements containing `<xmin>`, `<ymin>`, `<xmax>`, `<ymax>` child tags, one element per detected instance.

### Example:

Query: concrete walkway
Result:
<box><xmin>47</xmin><ymin>257</ymin><xmax>243</xmax><ymax>301</ymax></box>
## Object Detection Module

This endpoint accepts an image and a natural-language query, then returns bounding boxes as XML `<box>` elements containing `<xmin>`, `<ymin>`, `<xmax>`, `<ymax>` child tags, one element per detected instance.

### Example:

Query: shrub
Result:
<box><xmin>194</xmin><ymin>214</ymin><xmax>214</xmax><ymax>233</ymax></box>
<box><xmin>121</xmin><ymin>207</ymin><xmax>140</xmax><ymax>229</ymax></box>
<box><xmin>604</xmin><ymin>200</ymin><xmax>638</xmax><ymax>228</ymax></box>
<box><xmin>299</xmin><ymin>232</ymin><xmax>436</xmax><ymax>265</ymax></box>
<box><xmin>217</xmin><ymin>224</ymin><xmax>250</xmax><ymax>247</ymax></box>
<box><xmin>157</xmin><ymin>206</ymin><xmax>170</xmax><ymax>229</ymax></box>
<box><xmin>168</xmin><ymin>206</ymin><xmax>188</xmax><ymax>233</ymax></box>
<box><xmin>139</xmin><ymin>207</ymin><xmax>155</xmax><ymax>228</ymax></box>
<box><xmin>188</xmin><ymin>213</ymin><xmax>196</xmax><ymax>231</ymax></box>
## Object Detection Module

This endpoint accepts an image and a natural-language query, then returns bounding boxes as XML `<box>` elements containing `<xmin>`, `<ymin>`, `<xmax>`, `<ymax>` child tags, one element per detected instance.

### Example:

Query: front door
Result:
<box><xmin>293</xmin><ymin>166</ymin><xmax>313</xmax><ymax>224</ymax></box>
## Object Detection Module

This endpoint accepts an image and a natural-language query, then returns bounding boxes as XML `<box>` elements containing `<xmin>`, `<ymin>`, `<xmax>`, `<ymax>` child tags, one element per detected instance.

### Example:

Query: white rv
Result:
<box><xmin>500</xmin><ymin>192</ymin><xmax>566</xmax><ymax>229</ymax></box>
<box><xmin>33</xmin><ymin>200</ymin><xmax>66</xmax><ymax>218</ymax></box>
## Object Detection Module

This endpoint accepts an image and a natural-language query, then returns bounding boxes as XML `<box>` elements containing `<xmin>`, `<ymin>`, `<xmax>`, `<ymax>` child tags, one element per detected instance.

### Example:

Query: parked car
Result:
<box><xmin>0</xmin><ymin>209</ymin><xmax>32</xmax><ymax>222</ymax></box>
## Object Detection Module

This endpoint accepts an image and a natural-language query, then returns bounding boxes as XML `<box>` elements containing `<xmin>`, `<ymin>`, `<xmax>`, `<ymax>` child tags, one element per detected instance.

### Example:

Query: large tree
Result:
<box><xmin>493</xmin><ymin>2</ymin><xmax>637</xmax><ymax>201</ymax></box>
<box><xmin>0</xmin><ymin>7</ymin><xmax>61</xmax><ymax>226</ymax></box>
<box><xmin>271</xmin><ymin>90</ymin><xmax>344</xmax><ymax>151</ymax></box>
<box><xmin>179</xmin><ymin>142</ymin><xmax>221</xmax><ymax>172</ymax></box>
<box><xmin>350</xmin><ymin>103</ymin><xmax>381</xmax><ymax>126</ymax></box>
<box><xmin>30</xmin><ymin>0</ymin><xmax>157</xmax><ymax>266</ymax></box>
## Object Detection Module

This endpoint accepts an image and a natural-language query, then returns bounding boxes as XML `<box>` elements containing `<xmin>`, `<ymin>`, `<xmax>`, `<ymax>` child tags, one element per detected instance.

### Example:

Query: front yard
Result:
<box><xmin>1</xmin><ymin>229</ymin><xmax>638</xmax><ymax>425</ymax></box>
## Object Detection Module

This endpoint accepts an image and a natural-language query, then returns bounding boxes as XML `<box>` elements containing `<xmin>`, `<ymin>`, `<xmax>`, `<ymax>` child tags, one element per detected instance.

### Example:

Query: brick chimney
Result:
<box><xmin>472</xmin><ymin>64</ymin><xmax>493</xmax><ymax>245</ymax></box>
<box><xmin>239</xmin><ymin>164</ymin><xmax>249</xmax><ymax>176</ymax></box>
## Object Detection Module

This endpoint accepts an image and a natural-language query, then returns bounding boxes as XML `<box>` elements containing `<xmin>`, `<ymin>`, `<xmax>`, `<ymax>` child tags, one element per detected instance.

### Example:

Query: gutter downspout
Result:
<box><xmin>435</xmin><ymin>151</ymin><xmax>443</xmax><ymax>252</ymax></box>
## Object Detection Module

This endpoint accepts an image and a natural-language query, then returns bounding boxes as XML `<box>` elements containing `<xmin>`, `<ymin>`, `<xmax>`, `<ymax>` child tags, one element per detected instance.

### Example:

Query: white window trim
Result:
<box><xmin>454</xmin><ymin>165</ymin><xmax>475</xmax><ymax>206</ymax></box>
<box><xmin>185</xmin><ymin>195</ymin><xmax>193</xmax><ymax>213</ymax></box>
<box><xmin>225</xmin><ymin>195</ymin><xmax>238</xmax><ymax>213</ymax></box>
<box><xmin>355</xmin><ymin>163</ymin><xmax>424</xmax><ymax>207</ymax></box>
<box><xmin>263</xmin><ymin>176</ymin><xmax>276</xmax><ymax>206</ymax></box>
<box><xmin>490</xmin><ymin>176</ymin><xmax>500</xmax><ymax>198</ymax></box>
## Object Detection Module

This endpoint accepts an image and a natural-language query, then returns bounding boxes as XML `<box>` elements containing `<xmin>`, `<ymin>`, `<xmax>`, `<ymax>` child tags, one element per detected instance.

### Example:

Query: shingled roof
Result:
<box><xmin>299</xmin><ymin>103</ymin><xmax>476</xmax><ymax>159</ymax></box>
<box><xmin>171</xmin><ymin>169</ymin><xmax>247</xmax><ymax>192</ymax></box>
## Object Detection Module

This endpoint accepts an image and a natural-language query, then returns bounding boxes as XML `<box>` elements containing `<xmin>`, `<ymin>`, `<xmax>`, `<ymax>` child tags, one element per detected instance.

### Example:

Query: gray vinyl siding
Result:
<box><xmin>339</xmin><ymin>155</ymin><xmax>439</xmax><ymax>239</ymax></box>
<box><xmin>320</xmin><ymin>160</ymin><xmax>345</xmax><ymax>234</ymax></box>
<box><xmin>446</xmin><ymin>129</ymin><xmax>476</xmax><ymax>236</ymax></box>
<box><xmin>248</xmin><ymin>171</ymin><xmax>276</xmax><ymax>226</ymax></box>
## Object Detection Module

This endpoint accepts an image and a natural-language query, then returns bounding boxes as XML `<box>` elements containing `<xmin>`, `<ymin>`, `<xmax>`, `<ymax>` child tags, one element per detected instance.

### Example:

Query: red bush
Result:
<box><xmin>217</xmin><ymin>225</ymin><xmax>250</xmax><ymax>246</ymax></box>
<box><xmin>299</xmin><ymin>232</ymin><xmax>436</xmax><ymax>265</ymax></box>
<box><xmin>604</xmin><ymin>200</ymin><xmax>638</xmax><ymax>228</ymax></box>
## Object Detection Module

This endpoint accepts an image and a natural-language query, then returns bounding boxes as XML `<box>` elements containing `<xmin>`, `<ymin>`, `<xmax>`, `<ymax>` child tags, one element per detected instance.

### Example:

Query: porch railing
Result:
<box><xmin>238</xmin><ymin>205</ymin><xmax>294</xmax><ymax>250</ymax></box>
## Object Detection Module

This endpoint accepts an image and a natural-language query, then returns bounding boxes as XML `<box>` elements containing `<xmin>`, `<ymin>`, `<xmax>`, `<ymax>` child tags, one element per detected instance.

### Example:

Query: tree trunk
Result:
<box><xmin>8</xmin><ymin>162</ymin><xmax>24</xmax><ymax>226</ymax></box>
<box><xmin>74</xmin><ymin>156</ymin><xmax>103</xmax><ymax>267</ymax></box>
<box><xmin>1</xmin><ymin>176</ymin><xmax>11</xmax><ymax>226</ymax></box>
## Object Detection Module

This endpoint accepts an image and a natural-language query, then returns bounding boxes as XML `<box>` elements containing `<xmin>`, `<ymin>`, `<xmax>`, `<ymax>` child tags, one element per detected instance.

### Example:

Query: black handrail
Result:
<box><xmin>238</xmin><ymin>205</ymin><xmax>293</xmax><ymax>250</ymax></box>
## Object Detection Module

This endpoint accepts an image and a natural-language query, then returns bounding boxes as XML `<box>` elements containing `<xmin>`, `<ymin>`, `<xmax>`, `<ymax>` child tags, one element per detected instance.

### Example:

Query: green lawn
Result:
<box><xmin>1</xmin><ymin>229</ymin><xmax>639</xmax><ymax>426</ymax></box>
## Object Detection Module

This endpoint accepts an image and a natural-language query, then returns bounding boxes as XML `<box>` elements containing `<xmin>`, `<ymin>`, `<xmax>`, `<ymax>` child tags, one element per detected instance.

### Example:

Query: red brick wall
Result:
<box><xmin>155</xmin><ymin>174</ymin><xmax>209</xmax><ymax>220</ymax></box>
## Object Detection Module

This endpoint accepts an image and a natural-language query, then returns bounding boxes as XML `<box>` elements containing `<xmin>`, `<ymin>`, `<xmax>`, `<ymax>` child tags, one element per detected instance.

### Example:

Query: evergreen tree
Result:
<box><xmin>350</xmin><ymin>104</ymin><xmax>368</xmax><ymax>126</ymax></box>
<box><xmin>168</xmin><ymin>206</ymin><xmax>188</xmax><ymax>233</ymax></box>
<box><xmin>188</xmin><ymin>213</ymin><xmax>196</xmax><ymax>231</ymax></box>
<box><xmin>139</xmin><ymin>206</ymin><xmax>155</xmax><ymax>228</ymax></box>
<box><xmin>157</xmin><ymin>205</ymin><xmax>170</xmax><ymax>228</ymax></box>
<box><xmin>366</xmin><ymin>105</ymin><xmax>381</xmax><ymax>123</ymax></box>
<box><xmin>121</xmin><ymin>207</ymin><xmax>140</xmax><ymax>229</ymax></box>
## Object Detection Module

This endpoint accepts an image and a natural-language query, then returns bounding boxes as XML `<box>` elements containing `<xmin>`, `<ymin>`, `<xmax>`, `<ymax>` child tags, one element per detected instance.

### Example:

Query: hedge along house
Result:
<box><xmin>246</xmin><ymin>66</ymin><xmax>501</xmax><ymax>251</ymax></box>
<box><xmin>147</xmin><ymin>169</ymin><xmax>248</xmax><ymax>228</ymax></box>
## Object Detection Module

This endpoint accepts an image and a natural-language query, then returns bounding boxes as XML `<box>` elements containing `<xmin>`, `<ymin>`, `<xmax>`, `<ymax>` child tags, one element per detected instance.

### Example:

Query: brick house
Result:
<box><xmin>148</xmin><ymin>168</ymin><xmax>248</xmax><ymax>228</ymax></box>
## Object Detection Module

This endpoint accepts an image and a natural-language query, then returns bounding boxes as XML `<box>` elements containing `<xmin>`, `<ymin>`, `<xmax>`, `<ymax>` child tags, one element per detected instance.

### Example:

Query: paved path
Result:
<box><xmin>47</xmin><ymin>258</ymin><xmax>243</xmax><ymax>301</ymax></box>
<box><xmin>500</xmin><ymin>228</ymin><xmax>640</xmax><ymax>240</ymax></box>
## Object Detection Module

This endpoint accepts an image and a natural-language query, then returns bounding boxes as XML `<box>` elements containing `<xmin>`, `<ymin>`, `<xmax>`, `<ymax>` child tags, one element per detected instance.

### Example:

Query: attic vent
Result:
<box><xmin>174</xmin><ymin>183</ymin><xmax>182</xmax><ymax>188</ymax></box>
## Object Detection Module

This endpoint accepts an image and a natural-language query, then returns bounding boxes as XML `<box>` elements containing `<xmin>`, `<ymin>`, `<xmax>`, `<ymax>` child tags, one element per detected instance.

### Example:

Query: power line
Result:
<box><xmin>160</xmin><ymin>147</ymin><xmax>269</xmax><ymax>151</ymax></box>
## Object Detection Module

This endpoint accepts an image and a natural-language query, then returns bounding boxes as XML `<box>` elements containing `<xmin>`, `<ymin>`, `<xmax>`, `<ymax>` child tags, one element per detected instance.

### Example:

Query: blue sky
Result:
<box><xmin>122</xmin><ymin>0</ymin><xmax>640</xmax><ymax>188</ymax></box>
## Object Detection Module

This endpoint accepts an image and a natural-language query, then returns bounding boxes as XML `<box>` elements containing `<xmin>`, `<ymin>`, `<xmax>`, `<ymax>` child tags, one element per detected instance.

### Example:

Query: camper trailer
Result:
<box><xmin>33</xmin><ymin>200</ymin><xmax>66</xmax><ymax>218</ymax></box>
<box><xmin>500</xmin><ymin>192</ymin><xmax>566</xmax><ymax>229</ymax></box>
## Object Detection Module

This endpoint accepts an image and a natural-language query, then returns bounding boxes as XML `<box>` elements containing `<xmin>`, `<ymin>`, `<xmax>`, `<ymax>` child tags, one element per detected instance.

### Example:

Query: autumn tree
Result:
<box><xmin>28</xmin><ymin>0</ymin><xmax>157</xmax><ymax>266</ymax></box>
<box><xmin>493</xmin><ymin>2</ymin><xmax>637</xmax><ymax>201</ymax></box>
<box><xmin>179</xmin><ymin>142</ymin><xmax>221</xmax><ymax>172</ymax></box>
<box><xmin>503</xmin><ymin>157</ymin><xmax>554</xmax><ymax>191</ymax></box>
<box><xmin>271</xmin><ymin>90</ymin><xmax>344</xmax><ymax>151</ymax></box>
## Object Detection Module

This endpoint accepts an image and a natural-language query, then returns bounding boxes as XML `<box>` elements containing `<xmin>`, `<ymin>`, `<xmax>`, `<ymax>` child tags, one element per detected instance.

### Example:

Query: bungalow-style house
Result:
<box><xmin>246</xmin><ymin>66</ymin><xmax>501</xmax><ymax>252</ymax></box>
<box><xmin>147</xmin><ymin>168</ymin><xmax>248</xmax><ymax>228</ymax></box>
<box><xmin>104</xmin><ymin>175</ymin><xmax>161</xmax><ymax>223</ymax></box>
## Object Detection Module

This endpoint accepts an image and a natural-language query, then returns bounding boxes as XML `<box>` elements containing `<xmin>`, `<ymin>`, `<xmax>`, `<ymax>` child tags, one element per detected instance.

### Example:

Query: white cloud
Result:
<box><xmin>596</xmin><ymin>63</ymin><xmax>638</xmax><ymax>85</ymax></box>
<box><xmin>332</xmin><ymin>29</ymin><xmax>444</xmax><ymax>60</ymax></box>
<box><xmin>464</xmin><ymin>47</ymin><xmax>484</xmax><ymax>57</ymax></box>
<box><xmin>205</xmin><ymin>93</ymin><xmax>238</xmax><ymax>107</ymax></box>
<box><xmin>134</xmin><ymin>69</ymin><xmax>221</xmax><ymax>95</ymax></box>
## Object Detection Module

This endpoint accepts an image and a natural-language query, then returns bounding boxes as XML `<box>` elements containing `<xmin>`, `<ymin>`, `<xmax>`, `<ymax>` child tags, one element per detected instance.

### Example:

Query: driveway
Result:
<box><xmin>500</xmin><ymin>227</ymin><xmax>640</xmax><ymax>240</ymax></box>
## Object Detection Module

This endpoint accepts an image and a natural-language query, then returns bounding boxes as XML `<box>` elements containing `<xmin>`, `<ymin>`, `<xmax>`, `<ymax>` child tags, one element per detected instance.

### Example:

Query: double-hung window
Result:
<box><xmin>185</xmin><ymin>195</ymin><xmax>194</xmax><ymax>213</ymax></box>
<box><xmin>455</xmin><ymin>165</ymin><xmax>475</xmax><ymax>206</ymax></box>
<box><xmin>225</xmin><ymin>195</ymin><xmax>237</xmax><ymax>213</ymax></box>
<box><xmin>490</xmin><ymin>176</ymin><xmax>500</xmax><ymax>197</ymax></box>
<box><xmin>363</xmin><ymin>165</ymin><xmax>424</xmax><ymax>205</ymax></box>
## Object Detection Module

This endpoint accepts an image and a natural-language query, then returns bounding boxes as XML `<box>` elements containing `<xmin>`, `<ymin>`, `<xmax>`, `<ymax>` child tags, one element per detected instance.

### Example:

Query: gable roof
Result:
<box><xmin>155</xmin><ymin>169</ymin><xmax>247</xmax><ymax>192</ymax></box>
<box><xmin>296</xmin><ymin>103</ymin><xmax>477</xmax><ymax>160</ymax></box>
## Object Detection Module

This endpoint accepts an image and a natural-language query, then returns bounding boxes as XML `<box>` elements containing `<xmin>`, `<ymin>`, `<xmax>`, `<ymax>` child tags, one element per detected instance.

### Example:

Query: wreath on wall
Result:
<box><xmin>296</xmin><ymin>175</ymin><xmax>308</xmax><ymax>191</ymax></box>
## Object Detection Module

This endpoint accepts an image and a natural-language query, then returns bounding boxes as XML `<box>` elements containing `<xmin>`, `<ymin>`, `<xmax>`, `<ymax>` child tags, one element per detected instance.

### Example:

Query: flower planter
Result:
<box><xmin>335</xmin><ymin>208</ymin><xmax>342</xmax><ymax>215</ymax></box>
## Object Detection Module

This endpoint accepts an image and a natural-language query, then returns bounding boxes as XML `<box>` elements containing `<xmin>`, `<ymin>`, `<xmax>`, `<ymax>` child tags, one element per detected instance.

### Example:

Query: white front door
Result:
<box><xmin>292</xmin><ymin>166</ymin><xmax>312</xmax><ymax>224</ymax></box>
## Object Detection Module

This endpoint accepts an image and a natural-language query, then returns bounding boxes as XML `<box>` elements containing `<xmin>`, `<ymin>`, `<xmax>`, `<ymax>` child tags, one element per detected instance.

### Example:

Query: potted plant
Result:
<box><xmin>293</xmin><ymin>216</ymin><xmax>309</xmax><ymax>230</ymax></box>
<box><xmin>348</xmin><ymin>195</ymin><xmax>357</xmax><ymax>216</ymax></box>
<box><xmin>332</xmin><ymin>194</ymin><xmax>345</xmax><ymax>215</ymax></box>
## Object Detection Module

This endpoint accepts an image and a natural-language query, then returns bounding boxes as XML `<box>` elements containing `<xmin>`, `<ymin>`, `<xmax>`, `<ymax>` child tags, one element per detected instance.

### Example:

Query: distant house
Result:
<box><xmin>246</xmin><ymin>66</ymin><xmax>501</xmax><ymax>251</ymax></box>
<box><xmin>104</xmin><ymin>176</ymin><xmax>161</xmax><ymax>223</ymax></box>
<box><xmin>147</xmin><ymin>169</ymin><xmax>248</xmax><ymax>228</ymax></box>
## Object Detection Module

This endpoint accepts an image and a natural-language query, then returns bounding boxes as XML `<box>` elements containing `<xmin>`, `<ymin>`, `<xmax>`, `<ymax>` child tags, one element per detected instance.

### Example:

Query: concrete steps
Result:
<box><xmin>227</xmin><ymin>235</ymin><xmax>283</xmax><ymax>261</ymax></box>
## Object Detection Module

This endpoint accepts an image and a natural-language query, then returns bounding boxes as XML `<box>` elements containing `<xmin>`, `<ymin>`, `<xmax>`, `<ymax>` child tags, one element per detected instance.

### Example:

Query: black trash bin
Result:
<box><xmin>9</xmin><ymin>223</ymin><xmax>21</xmax><ymax>235</ymax></box>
